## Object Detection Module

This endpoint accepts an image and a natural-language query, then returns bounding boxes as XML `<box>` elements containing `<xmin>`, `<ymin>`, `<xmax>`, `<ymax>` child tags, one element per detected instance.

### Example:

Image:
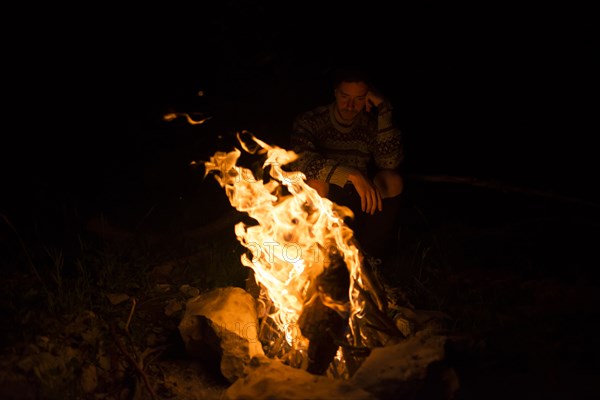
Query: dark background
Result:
<box><xmin>2</xmin><ymin>3</ymin><xmax>596</xmax><ymax>240</ymax></box>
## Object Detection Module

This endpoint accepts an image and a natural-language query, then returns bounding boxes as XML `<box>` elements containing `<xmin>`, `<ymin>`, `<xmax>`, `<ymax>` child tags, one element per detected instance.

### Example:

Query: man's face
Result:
<box><xmin>334</xmin><ymin>81</ymin><xmax>369</xmax><ymax>123</ymax></box>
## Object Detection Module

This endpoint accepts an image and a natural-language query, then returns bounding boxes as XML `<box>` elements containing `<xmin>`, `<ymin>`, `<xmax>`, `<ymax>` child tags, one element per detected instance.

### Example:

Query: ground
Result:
<box><xmin>1</xmin><ymin>165</ymin><xmax>598</xmax><ymax>398</ymax></box>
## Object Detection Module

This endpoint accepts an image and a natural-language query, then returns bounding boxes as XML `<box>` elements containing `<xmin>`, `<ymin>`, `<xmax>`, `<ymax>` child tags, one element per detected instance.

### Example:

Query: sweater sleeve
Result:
<box><xmin>372</xmin><ymin>101</ymin><xmax>404</xmax><ymax>170</ymax></box>
<box><xmin>289</xmin><ymin>110</ymin><xmax>351</xmax><ymax>187</ymax></box>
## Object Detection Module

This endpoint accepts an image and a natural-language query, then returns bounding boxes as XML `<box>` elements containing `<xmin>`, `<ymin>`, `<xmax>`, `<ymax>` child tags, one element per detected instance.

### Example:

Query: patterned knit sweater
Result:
<box><xmin>289</xmin><ymin>101</ymin><xmax>403</xmax><ymax>187</ymax></box>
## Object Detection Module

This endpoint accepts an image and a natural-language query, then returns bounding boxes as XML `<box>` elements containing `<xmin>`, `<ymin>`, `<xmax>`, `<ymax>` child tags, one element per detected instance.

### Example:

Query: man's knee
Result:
<box><xmin>306</xmin><ymin>179</ymin><xmax>330</xmax><ymax>198</ymax></box>
<box><xmin>374</xmin><ymin>169</ymin><xmax>403</xmax><ymax>198</ymax></box>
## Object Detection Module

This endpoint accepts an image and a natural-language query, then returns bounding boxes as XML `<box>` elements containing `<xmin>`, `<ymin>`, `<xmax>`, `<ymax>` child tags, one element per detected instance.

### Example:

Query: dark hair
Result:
<box><xmin>331</xmin><ymin>65</ymin><xmax>373</xmax><ymax>89</ymax></box>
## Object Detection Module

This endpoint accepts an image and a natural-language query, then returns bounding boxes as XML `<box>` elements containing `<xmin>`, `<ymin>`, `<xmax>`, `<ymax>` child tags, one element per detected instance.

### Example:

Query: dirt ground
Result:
<box><xmin>2</xmin><ymin>169</ymin><xmax>598</xmax><ymax>399</ymax></box>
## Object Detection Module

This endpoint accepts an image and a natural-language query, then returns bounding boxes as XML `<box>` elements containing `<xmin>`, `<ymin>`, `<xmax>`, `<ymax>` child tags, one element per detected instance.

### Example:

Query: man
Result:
<box><xmin>288</xmin><ymin>65</ymin><xmax>405</xmax><ymax>375</ymax></box>
<box><xmin>289</xmin><ymin>65</ymin><xmax>404</xmax><ymax>270</ymax></box>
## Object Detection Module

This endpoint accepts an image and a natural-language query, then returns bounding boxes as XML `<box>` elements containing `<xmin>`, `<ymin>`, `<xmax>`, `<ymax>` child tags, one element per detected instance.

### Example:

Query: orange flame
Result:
<box><xmin>204</xmin><ymin>132</ymin><xmax>385</xmax><ymax>364</ymax></box>
<box><xmin>163</xmin><ymin>112</ymin><xmax>212</xmax><ymax>125</ymax></box>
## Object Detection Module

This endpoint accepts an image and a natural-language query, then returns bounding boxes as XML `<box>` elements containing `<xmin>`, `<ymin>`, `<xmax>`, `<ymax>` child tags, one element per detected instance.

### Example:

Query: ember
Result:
<box><xmin>203</xmin><ymin>132</ymin><xmax>403</xmax><ymax>378</ymax></box>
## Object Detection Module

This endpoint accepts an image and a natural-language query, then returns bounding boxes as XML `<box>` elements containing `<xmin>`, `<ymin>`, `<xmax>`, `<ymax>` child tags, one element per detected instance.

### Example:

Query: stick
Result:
<box><xmin>125</xmin><ymin>297</ymin><xmax>137</xmax><ymax>332</ymax></box>
<box><xmin>110</xmin><ymin>322</ymin><xmax>159</xmax><ymax>400</ymax></box>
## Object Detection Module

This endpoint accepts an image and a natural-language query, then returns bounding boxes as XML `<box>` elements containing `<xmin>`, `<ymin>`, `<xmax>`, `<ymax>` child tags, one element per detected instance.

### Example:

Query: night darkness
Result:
<box><xmin>4</xmin><ymin>5</ymin><xmax>596</xmax><ymax>221</ymax></box>
<box><xmin>1</xmin><ymin>3</ymin><xmax>598</xmax><ymax>398</ymax></box>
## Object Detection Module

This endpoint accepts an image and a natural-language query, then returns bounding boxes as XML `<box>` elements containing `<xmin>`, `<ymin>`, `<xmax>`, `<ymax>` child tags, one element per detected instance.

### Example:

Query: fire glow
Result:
<box><xmin>203</xmin><ymin>132</ymin><xmax>396</xmax><ymax>373</ymax></box>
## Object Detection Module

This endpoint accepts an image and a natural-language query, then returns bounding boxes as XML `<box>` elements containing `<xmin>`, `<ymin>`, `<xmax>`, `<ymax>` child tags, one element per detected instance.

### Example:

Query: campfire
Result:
<box><xmin>203</xmin><ymin>131</ymin><xmax>403</xmax><ymax>378</ymax></box>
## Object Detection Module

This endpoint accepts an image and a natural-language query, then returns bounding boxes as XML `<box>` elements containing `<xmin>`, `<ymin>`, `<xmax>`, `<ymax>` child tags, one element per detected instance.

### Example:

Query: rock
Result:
<box><xmin>105</xmin><ymin>293</ymin><xmax>130</xmax><ymax>305</ymax></box>
<box><xmin>224</xmin><ymin>355</ymin><xmax>377</xmax><ymax>400</ymax></box>
<box><xmin>351</xmin><ymin>331</ymin><xmax>459</xmax><ymax>399</ymax></box>
<box><xmin>178</xmin><ymin>286</ymin><xmax>264</xmax><ymax>382</ymax></box>
<box><xmin>80</xmin><ymin>364</ymin><xmax>98</xmax><ymax>393</ymax></box>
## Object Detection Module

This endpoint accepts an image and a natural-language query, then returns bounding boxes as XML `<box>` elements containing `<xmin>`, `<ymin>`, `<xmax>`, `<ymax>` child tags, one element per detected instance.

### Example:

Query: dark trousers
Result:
<box><xmin>328</xmin><ymin>184</ymin><xmax>402</xmax><ymax>262</ymax></box>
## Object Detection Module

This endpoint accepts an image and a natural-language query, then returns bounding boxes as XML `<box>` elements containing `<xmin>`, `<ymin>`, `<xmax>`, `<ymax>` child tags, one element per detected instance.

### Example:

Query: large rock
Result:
<box><xmin>224</xmin><ymin>355</ymin><xmax>377</xmax><ymax>400</ymax></box>
<box><xmin>223</xmin><ymin>331</ymin><xmax>458</xmax><ymax>399</ymax></box>
<box><xmin>178</xmin><ymin>286</ymin><xmax>264</xmax><ymax>382</ymax></box>
<box><xmin>351</xmin><ymin>331</ymin><xmax>459</xmax><ymax>399</ymax></box>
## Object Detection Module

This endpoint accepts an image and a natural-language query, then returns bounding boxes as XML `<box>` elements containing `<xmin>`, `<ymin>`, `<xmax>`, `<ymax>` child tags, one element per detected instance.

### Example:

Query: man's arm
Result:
<box><xmin>372</xmin><ymin>100</ymin><xmax>404</xmax><ymax>171</ymax></box>
<box><xmin>289</xmin><ymin>109</ymin><xmax>354</xmax><ymax>188</ymax></box>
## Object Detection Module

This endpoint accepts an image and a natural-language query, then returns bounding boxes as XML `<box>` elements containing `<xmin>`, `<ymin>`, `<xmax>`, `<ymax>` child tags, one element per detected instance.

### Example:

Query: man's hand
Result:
<box><xmin>365</xmin><ymin>90</ymin><xmax>384</xmax><ymax>113</ymax></box>
<box><xmin>347</xmin><ymin>169</ymin><xmax>382</xmax><ymax>215</ymax></box>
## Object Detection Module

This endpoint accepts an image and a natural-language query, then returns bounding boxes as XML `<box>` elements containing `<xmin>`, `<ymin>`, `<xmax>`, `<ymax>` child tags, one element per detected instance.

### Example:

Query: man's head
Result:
<box><xmin>332</xmin><ymin>66</ymin><xmax>372</xmax><ymax>123</ymax></box>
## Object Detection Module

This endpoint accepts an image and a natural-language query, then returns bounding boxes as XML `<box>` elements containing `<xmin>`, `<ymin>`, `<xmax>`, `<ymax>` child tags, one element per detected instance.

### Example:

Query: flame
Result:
<box><xmin>163</xmin><ymin>112</ymin><xmax>212</xmax><ymax>125</ymax></box>
<box><xmin>203</xmin><ymin>132</ymin><xmax>395</xmax><ymax>370</ymax></box>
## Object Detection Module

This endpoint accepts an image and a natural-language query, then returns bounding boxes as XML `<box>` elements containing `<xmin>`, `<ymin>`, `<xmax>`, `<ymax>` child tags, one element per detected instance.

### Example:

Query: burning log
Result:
<box><xmin>298</xmin><ymin>249</ymin><xmax>350</xmax><ymax>375</ymax></box>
